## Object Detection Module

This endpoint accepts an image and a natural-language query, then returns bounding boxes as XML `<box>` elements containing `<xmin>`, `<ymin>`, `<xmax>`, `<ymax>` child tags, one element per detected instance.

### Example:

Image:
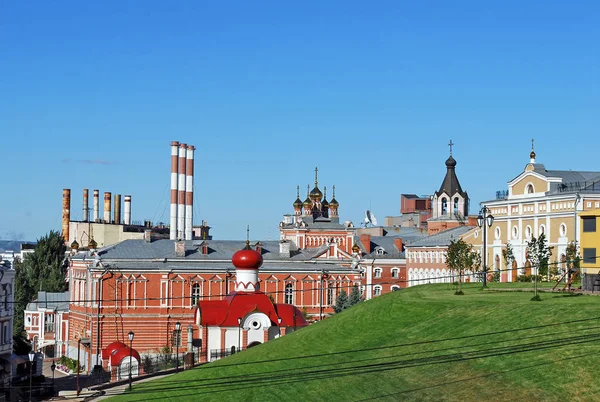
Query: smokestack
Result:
<box><xmin>82</xmin><ymin>189</ymin><xmax>89</xmax><ymax>222</ymax></box>
<box><xmin>170</xmin><ymin>141</ymin><xmax>179</xmax><ymax>240</ymax></box>
<box><xmin>124</xmin><ymin>195</ymin><xmax>131</xmax><ymax>225</ymax></box>
<box><xmin>185</xmin><ymin>145</ymin><xmax>195</xmax><ymax>240</ymax></box>
<box><xmin>93</xmin><ymin>190</ymin><xmax>100</xmax><ymax>222</ymax></box>
<box><xmin>114</xmin><ymin>194</ymin><xmax>122</xmax><ymax>224</ymax></box>
<box><xmin>62</xmin><ymin>189</ymin><xmax>71</xmax><ymax>243</ymax></box>
<box><xmin>104</xmin><ymin>192</ymin><xmax>111</xmax><ymax>223</ymax></box>
<box><xmin>177</xmin><ymin>143</ymin><xmax>187</xmax><ymax>240</ymax></box>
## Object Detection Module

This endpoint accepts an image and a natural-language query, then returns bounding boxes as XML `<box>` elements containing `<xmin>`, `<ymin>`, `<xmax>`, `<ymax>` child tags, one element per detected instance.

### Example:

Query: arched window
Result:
<box><xmin>527</xmin><ymin>184</ymin><xmax>534</xmax><ymax>194</ymax></box>
<box><xmin>391</xmin><ymin>268</ymin><xmax>399</xmax><ymax>278</ymax></box>
<box><xmin>391</xmin><ymin>285</ymin><xmax>400</xmax><ymax>292</ymax></box>
<box><xmin>442</xmin><ymin>198</ymin><xmax>448</xmax><ymax>215</ymax></box>
<box><xmin>374</xmin><ymin>268</ymin><xmax>382</xmax><ymax>278</ymax></box>
<box><xmin>327</xmin><ymin>283</ymin><xmax>334</xmax><ymax>305</ymax></box>
<box><xmin>285</xmin><ymin>283</ymin><xmax>294</xmax><ymax>304</ymax></box>
<box><xmin>373</xmin><ymin>286</ymin><xmax>382</xmax><ymax>296</ymax></box>
<box><xmin>191</xmin><ymin>283</ymin><xmax>201</xmax><ymax>305</ymax></box>
<box><xmin>454</xmin><ymin>197</ymin><xmax>459</xmax><ymax>215</ymax></box>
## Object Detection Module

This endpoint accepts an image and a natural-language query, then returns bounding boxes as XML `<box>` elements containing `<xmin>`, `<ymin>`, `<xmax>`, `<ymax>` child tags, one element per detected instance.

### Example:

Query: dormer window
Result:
<box><xmin>375</xmin><ymin>247</ymin><xmax>385</xmax><ymax>256</ymax></box>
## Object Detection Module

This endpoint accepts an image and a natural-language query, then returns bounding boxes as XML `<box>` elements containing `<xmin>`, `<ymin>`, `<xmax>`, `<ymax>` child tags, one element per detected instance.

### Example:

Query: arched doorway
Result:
<box><xmin>512</xmin><ymin>260</ymin><xmax>518</xmax><ymax>282</ymax></box>
<box><xmin>247</xmin><ymin>341</ymin><xmax>262</xmax><ymax>348</ymax></box>
<box><xmin>525</xmin><ymin>260</ymin><xmax>532</xmax><ymax>276</ymax></box>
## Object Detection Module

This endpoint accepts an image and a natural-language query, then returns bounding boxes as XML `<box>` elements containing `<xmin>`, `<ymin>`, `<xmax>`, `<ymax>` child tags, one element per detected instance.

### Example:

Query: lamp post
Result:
<box><xmin>477</xmin><ymin>206</ymin><xmax>494</xmax><ymax>288</ymax></box>
<box><xmin>28</xmin><ymin>351</ymin><xmax>35</xmax><ymax>402</ymax></box>
<box><xmin>76</xmin><ymin>338</ymin><xmax>81</xmax><ymax>396</ymax></box>
<box><xmin>128</xmin><ymin>331</ymin><xmax>134</xmax><ymax>392</ymax></box>
<box><xmin>319</xmin><ymin>271</ymin><xmax>329</xmax><ymax>320</ymax></box>
<box><xmin>237</xmin><ymin>318</ymin><xmax>242</xmax><ymax>353</ymax></box>
<box><xmin>50</xmin><ymin>361</ymin><xmax>56</xmax><ymax>395</ymax></box>
<box><xmin>175</xmin><ymin>322</ymin><xmax>181</xmax><ymax>373</ymax></box>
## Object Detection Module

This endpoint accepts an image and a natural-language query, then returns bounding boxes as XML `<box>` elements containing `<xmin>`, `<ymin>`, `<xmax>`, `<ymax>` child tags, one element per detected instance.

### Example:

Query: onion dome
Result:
<box><xmin>232</xmin><ymin>241</ymin><xmax>263</xmax><ymax>270</ymax></box>
<box><xmin>445</xmin><ymin>155</ymin><xmax>457</xmax><ymax>168</ymax></box>
<box><xmin>530</xmin><ymin>149</ymin><xmax>536</xmax><ymax>159</ymax></box>
<box><xmin>293</xmin><ymin>185</ymin><xmax>303</xmax><ymax>209</ymax></box>
<box><xmin>71</xmin><ymin>239</ymin><xmax>79</xmax><ymax>250</ymax></box>
<box><xmin>88</xmin><ymin>238</ymin><xmax>98</xmax><ymax>250</ymax></box>
<box><xmin>352</xmin><ymin>242</ymin><xmax>361</xmax><ymax>253</ymax></box>
<box><xmin>303</xmin><ymin>185</ymin><xmax>312</xmax><ymax>208</ymax></box>
<box><xmin>329</xmin><ymin>185</ymin><xmax>339</xmax><ymax>207</ymax></box>
<box><xmin>321</xmin><ymin>186</ymin><xmax>329</xmax><ymax>209</ymax></box>
<box><xmin>309</xmin><ymin>167</ymin><xmax>323</xmax><ymax>202</ymax></box>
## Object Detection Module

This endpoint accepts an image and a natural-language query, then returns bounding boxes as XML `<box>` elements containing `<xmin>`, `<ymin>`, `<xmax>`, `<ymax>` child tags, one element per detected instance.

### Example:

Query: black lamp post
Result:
<box><xmin>28</xmin><ymin>351</ymin><xmax>35</xmax><ymax>402</ymax></box>
<box><xmin>128</xmin><ymin>330</ymin><xmax>134</xmax><ymax>392</ymax></box>
<box><xmin>175</xmin><ymin>322</ymin><xmax>181</xmax><ymax>373</ymax></box>
<box><xmin>237</xmin><ymin>318</ymin><xmax>242</xmax><ymax>353</ymax></box>
<box><xmin>477</xmin><ymin>206</ymin><xmax>494</xmax><ymax>288</ymax></box>
<box><xmin>50</xmin><ymin>361</ymin><xmax>56</xmax><ymax>394</ymax></box>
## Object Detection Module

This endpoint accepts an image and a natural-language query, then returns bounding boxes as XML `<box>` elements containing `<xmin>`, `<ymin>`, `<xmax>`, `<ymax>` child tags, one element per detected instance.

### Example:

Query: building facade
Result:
<box><xmin>579</xmin><ymin>208</ymin><xmax>600</xmax><ymax>291</ymax></box>
<box><xmin>0</xmin><ymin>258</ymin><xmax>15</xmax><ymax>394</ymax></box>
<box><xmin>23</xmin><ymin>292</ymin><xmax>70</xmax><ymax>358</ymax></box>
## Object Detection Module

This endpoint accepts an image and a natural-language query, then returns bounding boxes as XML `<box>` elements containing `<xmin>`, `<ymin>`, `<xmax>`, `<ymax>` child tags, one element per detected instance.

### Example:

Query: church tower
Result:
<box><xmin>428</xmin><ymin>140</ymin><xmax>470</xmax><ymax>234</ymax></box>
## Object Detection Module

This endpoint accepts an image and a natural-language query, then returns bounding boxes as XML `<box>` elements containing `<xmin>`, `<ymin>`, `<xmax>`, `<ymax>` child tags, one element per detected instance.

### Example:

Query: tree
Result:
<box><xmin>13</xmin><ymin>230</ymin><xmax>68</xmax><ymax>343</ymax></box>
<box><xmin>348</xmin><ymin>285</ymin><xmax>363</xmax><ymax>306</ymax></box>
<box><xmin>502</xmin><ymin>242</ymin><xmax>515</xmax><ymax>279</ymax></box>
<box><xmin>446</xmin><ymin>238</ymin><xmax>479</xmax><ymax>295</ymax></box>
<box><xmin>333</xmin><ymin>289</ymin><xmax>349</xmax><ymax>313</ymax></box>
<box><xmin>526</xmin><ymin>233</ymin><xmax>551</xmax><ymax>278</ymax></box>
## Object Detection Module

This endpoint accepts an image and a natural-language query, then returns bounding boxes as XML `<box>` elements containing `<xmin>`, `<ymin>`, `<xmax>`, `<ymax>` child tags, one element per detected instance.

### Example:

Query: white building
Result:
<box><xmin>24</xmin><ymin>291</ymin><xmax>70</xmax><ymax>359</ymax></box>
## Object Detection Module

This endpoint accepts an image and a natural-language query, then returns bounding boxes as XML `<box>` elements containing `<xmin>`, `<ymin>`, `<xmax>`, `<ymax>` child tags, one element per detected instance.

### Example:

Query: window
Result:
<box><xmin>525</xmin><ymin>226</ymin><xmax>532</xmax><ymax>240</ymax></box>
<box><xmin>391</xmin><ymin>269</ymin><xmax>399</xmax><ymax>279</ymax></box>
<box><xmin>327</xmin><ymin>283</ymin><xmax>334</xmax><ymax>305</ymax></box>
<box><xmin>373</xmin><ymin>286</ymin><xmax>382</xmax><ymax>297</ymax></box>
<box><xmin>191</xmin><ymin>283</ymin><xmax>201</xmax><ymax>305</ymax></box>
<box><xmin>583</xmin><ymin>217</ymin><xmax>596</xmax><ymax>233</ymax></box>
<box><xmin>44</xmin><ymin>314</ymin><xmax>55</xmax><ymax>333</ymax></box>
<box><xmin>527</xmin><ymin>184</ymin><xmax>534</xmax><ymax>194</ymax></box>
<box><xmin>583</xmin><ymin>248</ymin><xmax>597</xmax><ymax>265</ymax></box>
<box><xmin>285</xmin><ymin>283</ymin><xmax>294</xmax><ymax>304</ymax></box>
<box><xmin>512</xmin><ymin>226</ymin><xmax>518</xmax><ymax>239</ymax></box>
<box><xmin>560</xmin><ymin>223</ymin><xmax>567</xmax><ymax>237</ymax></box>
<box><xmin>374</xmin><ymin>268</ymin><xmax>382</xmax><ymax>278</ymax></box>
<box><xmin>391</xmin><ymin>285</ymin><xmax>400</xmax><ymax>292</ymax></box>
<box><xmin>441</xmin><ymin>198</ymin><xmax>447</xmax><ymax>215</ymax></box>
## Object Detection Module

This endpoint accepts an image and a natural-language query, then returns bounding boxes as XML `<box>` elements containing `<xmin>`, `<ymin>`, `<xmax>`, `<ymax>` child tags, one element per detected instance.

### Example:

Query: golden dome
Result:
<box><xmin>71</xmin><ymin>239</ymin><xmax>79</xmax><ymax>250</ymax></box>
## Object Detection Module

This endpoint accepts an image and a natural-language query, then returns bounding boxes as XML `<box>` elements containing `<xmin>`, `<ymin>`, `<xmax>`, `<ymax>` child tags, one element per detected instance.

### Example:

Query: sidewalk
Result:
<box><xmin>89</xmin><ymin>373</ymin><xmax>173</xmax><ymax>401</ymax></box>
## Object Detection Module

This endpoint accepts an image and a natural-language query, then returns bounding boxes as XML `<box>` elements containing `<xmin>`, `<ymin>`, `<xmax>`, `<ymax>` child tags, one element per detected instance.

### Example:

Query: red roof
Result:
<box><xmin>109</xmin><ymin>347</ymin><xmax>141</xmax><ymax>366</ymax></box>
<box><xmin>102</xmin><ymin>341</ymin><xmax>127</xmax><ymax>360</ymax></box>
<box><xmin>198</xmin><ymin>291</ymin><xmax>308</xmax><ymax>328</ymax></box>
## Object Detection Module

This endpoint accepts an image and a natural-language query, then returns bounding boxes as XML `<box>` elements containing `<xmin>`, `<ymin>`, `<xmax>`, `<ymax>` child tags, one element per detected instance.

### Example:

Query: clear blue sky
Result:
<box><xmin>1</xmin><ymin>1</ymin><xmax>598</xmax><ymax>242</ymax></box>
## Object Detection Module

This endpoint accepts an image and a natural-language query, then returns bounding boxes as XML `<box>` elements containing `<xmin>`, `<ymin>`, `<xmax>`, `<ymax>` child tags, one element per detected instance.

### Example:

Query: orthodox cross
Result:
<box><xmin>296</xmin><ymin>185</ymin><xmax>300</xmax><ymax>199</ymax></box>
<box><xmin>531</xmin><ymin>138</ymin><xmax>535</xmax><ymax>152</ymax></box>
<box><xmin>332</xmin><ymin>185</ymin><xmax>336</xmax><ymax>198</ymax></box>
<box><xmin>315</xmin><ymin>166</ymin><xmax>319</xmax><ymax>185</ymax></box>
<box><xmin>448</xmin><ymin>139</ymin><xmax>454</xmax><ymax>156</ymax></box>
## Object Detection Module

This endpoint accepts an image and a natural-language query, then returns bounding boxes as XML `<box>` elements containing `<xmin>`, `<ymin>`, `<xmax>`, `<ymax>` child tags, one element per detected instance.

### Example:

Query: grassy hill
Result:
<box><xmin>108</xmin><ymin>284</ymin><xmax>600</xmax><ymax>401</ymax></box>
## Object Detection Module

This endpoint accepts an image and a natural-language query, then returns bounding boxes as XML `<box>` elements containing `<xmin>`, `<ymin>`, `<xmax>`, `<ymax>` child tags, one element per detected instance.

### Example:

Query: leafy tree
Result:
<box><xmin>333</xmin><ymin>289</ymin><xmax>349</xmax><ymax>313</ymax></box>
<box><xmin>502</xmin><ymin>242</ymin><xmax>515</xmax><ymax>278</ymax></box>
<box><xmin>526</xmin><ymin>233</ymin><xmax>551</xmax><ymax>277</ymax></box>
<box><xmin>565</xmin><ymin>241</ymin><xmax>581</xmax><ymax>271</ymax></box>
<box><xmin>446</xmin><ymin>238</ymin><xmax>479</xmax><ymax>295</ymax></box>
<box><xmin>13</xmin><ymin>230</ymin><xmax>68</xmax><ymax>344</ymax></box>
<box><xmin>348</xmin><ymin>285</ymin><xmax>363</xmax><ymax>306</ymax></box>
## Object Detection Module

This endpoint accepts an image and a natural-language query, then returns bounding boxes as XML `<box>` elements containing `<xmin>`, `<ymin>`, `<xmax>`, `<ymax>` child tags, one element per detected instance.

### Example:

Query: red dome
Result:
<box><xmin>232</xmin><ymin>245</ymin><xmax>263</xmax><ymax>270</ymax></box>
<box><xmin>102</xmin><ymin>341</ymin><xmax>128</xmax><ymax>360</ymax></box>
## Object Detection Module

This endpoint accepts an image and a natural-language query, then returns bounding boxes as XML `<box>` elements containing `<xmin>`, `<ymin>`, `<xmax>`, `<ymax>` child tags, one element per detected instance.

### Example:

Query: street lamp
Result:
<box><xmin>28</xmin><ymin>351</ymin><xmax>35</xmax><ymax>402</ymax></box>
<box><xmin>175</xmin><ymin>322</ymin><xmax>181</xmax><ymax>373</ymax></box>
<box><xmin>477</xmin><ymin>206</ymin><xmax>494</xmax><ymax>288</ymax></box>
<box><xmin>237</xmin><ymin>317</ymin><xmax>242</xmax><ymax>353</ymax></box>
<box><xmin>319</xmin><ymin>271</ymin><xmax>329</xmax><ymax>320</ymax></box>
<box><xmin>128</xmin><ymin>331</ymin><xmax>134</xmax><ymax>392</ymax></box>
<box><xmin>50</xmin><ymin>361</ymin><xmax>56</xmax><ymax>395</ymax></box>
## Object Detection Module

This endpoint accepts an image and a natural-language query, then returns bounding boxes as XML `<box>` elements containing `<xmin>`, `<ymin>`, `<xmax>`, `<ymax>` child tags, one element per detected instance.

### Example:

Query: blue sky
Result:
<box><xmin>0</xmin><ymin>1</ymin><xmax>598</xmax><ymax>241</ymax></box>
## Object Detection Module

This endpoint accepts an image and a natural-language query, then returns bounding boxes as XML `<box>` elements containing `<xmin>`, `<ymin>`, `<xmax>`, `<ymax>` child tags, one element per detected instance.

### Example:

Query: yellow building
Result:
<box><xmin>471</xmin><ymin>144</ymin><xmax>600</xmax><ymax>282</ymax></box>
<box><xmin>579</xmin><ymin>208</ymin><xmax>600</xmax><ymax>291</ymax></box>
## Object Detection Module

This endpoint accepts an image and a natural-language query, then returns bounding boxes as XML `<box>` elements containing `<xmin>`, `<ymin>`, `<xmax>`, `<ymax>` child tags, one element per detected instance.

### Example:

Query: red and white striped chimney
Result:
<box><xmin>185</xmin><ymin>145</ymin><xmax>195</xmax><ymax>240</ymax></box>
<box><xmin>177</xmin><ymin>143</ymin><xmax>187</xmax><ymax>240</ymax></box>
<box><xmin>93</xmin><ymin>190</ymin><xmax>100</xmax><ymax>222</ymax></box>
<box><xmin>124</xmin><ymin>195</ymin><xmax>132</xmax><ymax>225</ymax></box>
<box><xmin>82</xmin><ymin>189</ymin><xmax>89</xmax><ymax>222</ymax></box>
<box><xmin>170</xmin><ymin>141</ymin><xmax>179</xmax><ymax>240</ymax></box>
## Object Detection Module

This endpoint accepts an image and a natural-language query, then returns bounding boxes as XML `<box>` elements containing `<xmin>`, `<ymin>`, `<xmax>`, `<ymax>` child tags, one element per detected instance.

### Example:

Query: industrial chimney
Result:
<box><xmin>62</xmin><ymin>189</ymin><xmax>71</xmax><ymax>243</ymax></box>
<box><xmin>82</xmin><ymin>189</ymin><xmax>89</xmax><ymax>222</ymax></box>
<box><xmin>114</xmin><ymin>194</ymin><xmax>122</xmax><ymax>224</ymax></box>
<box><xmin>177</xmin><ymin>143</ymin><xmax>187</xmax><ymax>240</ymax></box>
<box><xmin>170</xmin><ymin>141</ymin><xmax>195</xmax><ymax>240</ymax></box>
<box><xmin>170</xmin><ymin>141</ymin><xmax>179</xmax><ymax>240</ymax></box>
<box><xmin>103</xmin><ymin>192</ymin><xmax>111</xmax><ymax>223</ymax></box>
<box><xmin>124</xmin><ymin>195</ymin><xmax>131</xmax><ymax>225</ymax></box>
<box><xmin>93</xmin><ymin>190</ymin><xmax>100</xmax><ymax>222</ymax></box>
<box><xmin>185</xmin><ymin>145</ymin><xmax>195</xmax><ymax>240</ymax></box>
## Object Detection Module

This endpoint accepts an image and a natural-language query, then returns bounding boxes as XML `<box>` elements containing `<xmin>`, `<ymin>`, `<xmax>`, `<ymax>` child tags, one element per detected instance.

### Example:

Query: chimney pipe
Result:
<box><xmin>177</xmin><ymin>143</ymin><xmax>187</xmax><ymax>240</ymax></box>
<box><xmin>124</xmin><ymin>195</ymin><xmax>131</xmax><ymax>225</ymax></box>
<box><xmin>185</xmin><ymin>145</ymin><xmax>195</xmax><ymax>240</ymax></box>
<box><xmin>103</xmin><ymin>192</ymin><xmax>111</xmax><ymax>223</ymax></box>
<box><xmin>82</xmin><ymin>189</ymin><xmax>89</xmax><ymax>222</ymax></box>
<box><xmin>114</xmin><ymin>194</ymin><xmax>122</xmax><ymax>224</ymax></box>
<box><xmin>170</xmin><ymin>141</ymin><xmax>179</xmax><ymax>240</ymax></box>
<box><xmin>62</xmin><ymin>189</ymin><xmax>71</xmax><ymax>243</ymax></box>
<box><xmin>93</xmin><ymin>190</ymin><xmax>100</xmax><ymax>222</ymax></box>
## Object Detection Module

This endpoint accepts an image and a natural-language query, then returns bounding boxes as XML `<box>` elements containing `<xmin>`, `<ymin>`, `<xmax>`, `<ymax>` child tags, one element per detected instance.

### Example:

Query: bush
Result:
<box><xmin>517</xmin><ymin>274</ymin><xmax>542</xmax><ymax>282</ymax></box>
<box><xmin>59</xmin><ymin>355</ymin><xmax>82</xmax><ymax>372</ymax></box>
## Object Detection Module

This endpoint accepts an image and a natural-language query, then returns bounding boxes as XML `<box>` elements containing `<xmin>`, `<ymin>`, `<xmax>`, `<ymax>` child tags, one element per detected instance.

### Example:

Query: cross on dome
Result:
<box><xmin>448</xmin><ymin>139</ymin><xmax>454</xmax><ymax>156</ymax></box>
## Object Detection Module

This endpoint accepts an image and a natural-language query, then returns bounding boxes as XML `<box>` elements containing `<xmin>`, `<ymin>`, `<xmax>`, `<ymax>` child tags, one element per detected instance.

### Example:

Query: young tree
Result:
<box><xmin>565</xmin><ymin>241</ymin><xmax>581</xmax><ymax>290</ymax></box>
<box><xmin>333</xmin><ymin>289</ymin><xmax>349</xmax><ymax>313</ymax></box>
<box><xmin>446</xmin><ymin>238</ymin><xmax>479</xmax><ymax>295</ymax></box>
<box><xmin>13</xmin><ymin>230</ymin><xmax>68</xmax><ymax>341</ymax></box>
<box><xmin>526</xmin><ymin>233</ymin><xmax>551</xmax><ymax>278</ymax></box>
<box><xmin>348</xmin><ymin>285</ymin><xmax>363</xmax><ymax>306</ymax></box>
<box><xmin>502</xmin><ymin>242</ymin><xmax>515</xmax><ymax>279</ymax></box>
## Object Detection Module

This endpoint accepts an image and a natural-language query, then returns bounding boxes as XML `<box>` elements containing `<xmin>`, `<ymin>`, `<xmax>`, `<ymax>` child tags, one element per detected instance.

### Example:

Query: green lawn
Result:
<box><xmin>107</xmin><ymin>284</ymin><xmax>600</xmax><ymax>401</ymax></box>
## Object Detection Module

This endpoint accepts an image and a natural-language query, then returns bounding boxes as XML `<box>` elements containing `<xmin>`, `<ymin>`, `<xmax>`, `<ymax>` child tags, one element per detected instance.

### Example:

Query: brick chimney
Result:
<box><xmin>359</xmin><ymin>234</ymin><xmax>371</xmax><ymax>254</ymax></box>
<box><xmin>394</xmin><ymin>237</ymin><xmax>404</xmax><ymax>253</ymax></box>
<box><xmin>279</xmin><ymin>240</ymin><xmax>291</xmax><ymax>258</ymax></box>
<box><xmin>175</xmin><ymin>240</ymin><xmax>186</xmax><ymax>257</ymax></box>
<box><xmin>144</xmin><ymin>229</ymin><xmax>152</xmax><ymax>243</ymax></box>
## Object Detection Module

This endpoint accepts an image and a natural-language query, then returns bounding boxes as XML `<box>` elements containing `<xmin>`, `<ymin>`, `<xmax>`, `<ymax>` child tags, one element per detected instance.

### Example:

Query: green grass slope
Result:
<box><xmin>108</xmin><ymin>284</ymin><xmax>600</xmax><ymax>401</ymax></box>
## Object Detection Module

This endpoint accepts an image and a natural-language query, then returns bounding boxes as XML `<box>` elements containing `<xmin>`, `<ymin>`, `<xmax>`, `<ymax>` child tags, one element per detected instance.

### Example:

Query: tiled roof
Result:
<box><xmin>407</xmin><ymin>226</ymin><xmax>475</xmax><ymax>248</ymax></box>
